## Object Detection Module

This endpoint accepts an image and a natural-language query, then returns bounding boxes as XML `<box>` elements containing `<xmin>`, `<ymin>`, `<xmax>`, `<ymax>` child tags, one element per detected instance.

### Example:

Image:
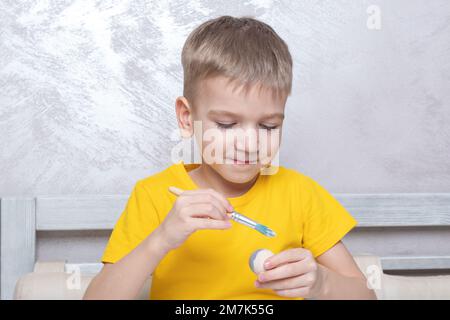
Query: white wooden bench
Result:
<box><xmin>2</xmin><ymin>193</ymin><xmax>450</xmax><ymax>299</ymax></box>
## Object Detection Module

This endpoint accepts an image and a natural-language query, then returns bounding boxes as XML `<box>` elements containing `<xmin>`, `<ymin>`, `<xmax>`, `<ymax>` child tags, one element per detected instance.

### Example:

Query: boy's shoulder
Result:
<box><xmin>132</xmin><ymin>164</ymin><xmax>176</xmax><ymax>193</ymax></box>
<box><xmin>273</xmin><ymin>166</ymin><xmax>328</xmax><ymax>200</ymax></box>
<box><xmin>273</xmin><ymin>165</ymin><xmax>316</xmax><ymax>187</ymax></box>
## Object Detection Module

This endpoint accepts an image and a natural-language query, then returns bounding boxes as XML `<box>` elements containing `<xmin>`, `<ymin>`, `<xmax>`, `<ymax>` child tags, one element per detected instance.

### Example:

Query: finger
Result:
<box><xmin>256</xmin><ymin>272</ymin><xmax>315</xmax><ymax>290</ymax></box>
<box><xmin>185</xmin><ymin>188</ymin><xmax>234</xmax><ymax>213</ymax></box>
<box><xmin>182</xmin><ymin>203</ymin><xmax>226</xmax><ymax>221</ymax></box>
<box><xmin>195</xmin><ymin>193</ymin><xmax>230</xmax><ymax>220</ymax></box>
<box><xmin>182</xmin><ymin>194</ymin><xmax>230</xmax><ymax>220</ymax></box>
<box><xmin>258</xmin><ymin>260</ymin><xmax>311</xmax><ymax>282</ymax></box>
<box><xmin>206</xmin><ymin>188</ymin><xmax>234</xmax><ymax>213</ymax></box>
<box><xmin>264</xmin><ymin>248</ymin><xmax>312</xmax><ymax>270</ymax></box>
<box><xmin>190</xmin><ymin>217</ymin><xmax>232</xmax><ymax>231</ymax></box>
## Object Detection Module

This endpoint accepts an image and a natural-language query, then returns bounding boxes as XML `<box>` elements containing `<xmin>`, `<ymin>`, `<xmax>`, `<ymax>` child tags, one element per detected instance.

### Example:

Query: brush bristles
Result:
<box><xmin>255</xmin><ymin>224</ymin><xmax>276</xmax><ymax>237</ymax></box>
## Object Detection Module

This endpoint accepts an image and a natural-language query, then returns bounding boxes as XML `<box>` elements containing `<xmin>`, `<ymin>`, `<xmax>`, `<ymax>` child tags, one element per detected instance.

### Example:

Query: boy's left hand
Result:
<box><xmin>254</xmin><ymin>248</ymin><xmax>325</xmax><ymax>299</ymax></box>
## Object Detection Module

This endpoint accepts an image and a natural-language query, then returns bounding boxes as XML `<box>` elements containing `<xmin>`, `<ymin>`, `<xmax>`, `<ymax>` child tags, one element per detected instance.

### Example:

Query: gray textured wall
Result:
<box><xmin>1</xmin><ymin>0</ymin><xmax>450</xmax><ymax>197</ymax></box>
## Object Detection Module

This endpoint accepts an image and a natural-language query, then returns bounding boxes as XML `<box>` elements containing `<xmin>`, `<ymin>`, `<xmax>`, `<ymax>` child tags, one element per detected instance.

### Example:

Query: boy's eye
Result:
<box><xmin>215</xmin><ymin>122</ymin><xmax>236</xmax><ymax>129</ymax></box>
<box><xmin>215</xmin><ymin>122</ymin><xmax>279</xmax><ymax>130</ymax></box>
<box><xmin>260</xmin><ymin>124</ymin><xmax>279</xmax><ymax>131</ymax></box>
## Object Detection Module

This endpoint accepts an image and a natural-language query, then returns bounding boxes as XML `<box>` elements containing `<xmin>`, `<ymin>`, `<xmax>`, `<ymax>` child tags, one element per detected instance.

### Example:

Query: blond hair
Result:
<box><xmin>181</xmin><ymin>16</ymin><xmax>293</xmax><ymax>102</ymax></box>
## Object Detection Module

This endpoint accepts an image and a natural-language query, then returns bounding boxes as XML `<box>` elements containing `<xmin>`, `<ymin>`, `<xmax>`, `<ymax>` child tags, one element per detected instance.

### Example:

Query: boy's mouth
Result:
<box><xmin>228</xmin><ymin>158</ymin><xmax>257</xmax><ymax>165</ymax></box>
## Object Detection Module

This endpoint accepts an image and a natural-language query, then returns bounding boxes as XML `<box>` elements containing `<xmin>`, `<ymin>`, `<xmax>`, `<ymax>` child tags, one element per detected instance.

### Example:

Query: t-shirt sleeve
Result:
<box><xmin>101</xmin><ymin>180</ymin><xmax>161</xmax><ymax>263</ymax></box>
<box><xmin>301</xmin><ymin>177</ymin><xmax>358</xmax><ymax>258</ymax></box>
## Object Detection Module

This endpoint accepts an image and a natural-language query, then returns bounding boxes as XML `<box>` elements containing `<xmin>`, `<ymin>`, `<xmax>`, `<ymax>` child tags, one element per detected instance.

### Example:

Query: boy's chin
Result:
<box><xmin>213</xmin><ymin>164</ymin><xmax>262</xmax><ymax>184</ymax></box>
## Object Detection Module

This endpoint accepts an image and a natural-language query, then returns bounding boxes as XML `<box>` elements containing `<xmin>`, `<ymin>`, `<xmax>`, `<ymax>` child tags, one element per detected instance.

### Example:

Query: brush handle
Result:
<box><xmin>168</xmin><ymin>186</ymin><xmax>184</xmax><ymax>197</ymax></box>
<box><xmin>168</xmin><ymin>186</ymin><xmax>232</xmax><ymax>218</ymax></box>
<box><xmin>168</xmin><ymin>186</ymin><xmax>275</xmax><ymax>237</ymax></box>
<box><xmin>168</xmin><ymin>186</ymin><xmax>251</xmax><ymax>223</ymax></box>
<box><xmin>229</xmin><ymin>211</ymin><xmax>257</xmax><ymax>228</ymax></box>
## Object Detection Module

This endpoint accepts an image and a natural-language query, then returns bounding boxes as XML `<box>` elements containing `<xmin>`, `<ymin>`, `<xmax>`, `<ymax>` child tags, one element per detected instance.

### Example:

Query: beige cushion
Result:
<box><xmin>381</xmin><ymin>274</ymin><xmax>450</xmax><ymax>300</ymax></box>
<box><xmin>13</xmin><ymin>256</ymin><xmax>450</xmax><ymax>299</ymax></box>
<box><xmin>14</xmin><ymin>261</ymin><xmax>151</xmax><ymax>300</ymax></box>
<box><xmin>353</xmin><ymin>254</ymin><xmax>450</xmax><ymax>300</ymax></box>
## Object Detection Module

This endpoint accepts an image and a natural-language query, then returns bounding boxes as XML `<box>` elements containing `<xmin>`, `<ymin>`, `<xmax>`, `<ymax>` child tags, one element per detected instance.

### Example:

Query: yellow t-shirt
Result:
<box><xmin>101</xmin><ymin>161</ymin><xmax>357</xmax><ymax>300</ymax></box>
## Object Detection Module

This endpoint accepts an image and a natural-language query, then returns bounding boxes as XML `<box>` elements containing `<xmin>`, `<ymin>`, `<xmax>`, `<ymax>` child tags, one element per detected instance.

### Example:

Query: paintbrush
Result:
<box><xmin>168</xmin><ymin>186</ymin><xmax>276</xmax><ymax>238</ymax></box>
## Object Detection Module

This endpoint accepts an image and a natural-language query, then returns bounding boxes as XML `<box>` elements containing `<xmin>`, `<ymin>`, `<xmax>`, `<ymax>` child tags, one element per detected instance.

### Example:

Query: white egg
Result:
<box><xmin>249</xmin><ymin>249</ymin><xmax>274</xmax><ymax>274</ymax></box>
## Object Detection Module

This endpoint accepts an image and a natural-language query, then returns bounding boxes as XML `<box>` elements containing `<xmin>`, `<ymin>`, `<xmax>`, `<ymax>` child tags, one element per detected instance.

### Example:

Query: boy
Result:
<box><xmin>84</xmin><ymin>16</ymin><xmax>376</xmax><ymax>300</ymax></box>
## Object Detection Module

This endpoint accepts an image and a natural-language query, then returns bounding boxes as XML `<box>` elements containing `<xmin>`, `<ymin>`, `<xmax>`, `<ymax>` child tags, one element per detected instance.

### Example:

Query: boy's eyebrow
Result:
<box><xmin>207</xmin><ymin>109</ymin><xmax>285</xmax><ymax>121</ymax></box>
<box><xmin>261</xmin><ymin>112</ymin><xmax>285</xmax><ymax>121</ymax></box>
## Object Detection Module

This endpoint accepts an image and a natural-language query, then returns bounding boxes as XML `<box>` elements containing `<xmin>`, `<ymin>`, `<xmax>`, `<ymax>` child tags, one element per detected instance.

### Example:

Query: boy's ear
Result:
<box><xmin>175</xmin><ymin>96</ymin><xmax>193</xmax><ymax>138</ymax></box>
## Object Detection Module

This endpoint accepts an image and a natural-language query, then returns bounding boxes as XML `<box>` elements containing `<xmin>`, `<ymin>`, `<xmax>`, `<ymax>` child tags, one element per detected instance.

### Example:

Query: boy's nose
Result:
<box><xmin>234</xmin><ymin>140</ymin><xmax>258</xmax><ymax>165</ymax></box>
<box><xmin>235</xmin><ymin>129</ymin><xmax>259</xmax><ymax>154</ymax></box>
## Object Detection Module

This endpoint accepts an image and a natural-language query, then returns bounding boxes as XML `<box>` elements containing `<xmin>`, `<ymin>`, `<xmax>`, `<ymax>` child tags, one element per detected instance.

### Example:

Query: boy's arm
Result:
<box><xmin>83</xmin><ymin>187</ymin><xmax>233</xmax><ymax>300</ymax></box>
<box><xmin>83</xmin><ymin>227</ymin><xmax>170</xmax><ymax>300</ymax></box>
<box><xmin>315</xmin><ymin>241</ymin><xmax>377</xmax><ymax>299</ymax></box>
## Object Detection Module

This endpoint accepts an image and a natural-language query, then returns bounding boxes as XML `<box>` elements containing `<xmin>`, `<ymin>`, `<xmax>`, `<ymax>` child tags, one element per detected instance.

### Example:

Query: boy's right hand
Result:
<box><xmin>158</xmin><ymin>188</ymin><xmax>234</xmax><ymax>251</ymax></box>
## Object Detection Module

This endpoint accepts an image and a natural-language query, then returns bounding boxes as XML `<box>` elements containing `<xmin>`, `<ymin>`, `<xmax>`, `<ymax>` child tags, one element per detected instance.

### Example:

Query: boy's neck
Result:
<box><xmin>188</xmin><ymin>164</ymin><xmax>259</xmax><ymax>198</ymax></box>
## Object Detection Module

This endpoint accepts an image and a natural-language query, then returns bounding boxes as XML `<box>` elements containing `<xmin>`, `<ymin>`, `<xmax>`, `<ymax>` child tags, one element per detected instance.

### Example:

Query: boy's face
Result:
<box><xmin>177</xmin><ymin>76</ymin><xmax>286</xmax><ymax>184</ymax></box>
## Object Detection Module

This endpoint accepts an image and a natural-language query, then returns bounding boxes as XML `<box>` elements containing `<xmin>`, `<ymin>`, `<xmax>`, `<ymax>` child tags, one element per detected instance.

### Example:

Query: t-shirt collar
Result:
<box><xmin>170</xmin><ymin>160</ymin><xmax>267</xmax><ymax>207</ymax></box>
